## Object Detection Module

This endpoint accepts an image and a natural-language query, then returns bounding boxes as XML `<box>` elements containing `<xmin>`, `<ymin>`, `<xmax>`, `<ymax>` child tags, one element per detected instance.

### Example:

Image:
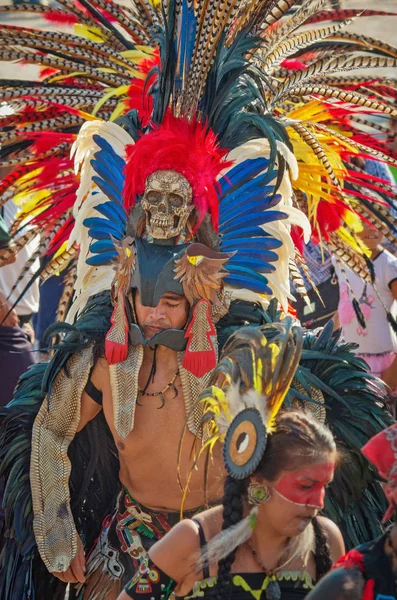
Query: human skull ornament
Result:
<box><xmin>141</xmin><ymin>170</ymin><xmax>193</xmax><ymax>240</ymax></box>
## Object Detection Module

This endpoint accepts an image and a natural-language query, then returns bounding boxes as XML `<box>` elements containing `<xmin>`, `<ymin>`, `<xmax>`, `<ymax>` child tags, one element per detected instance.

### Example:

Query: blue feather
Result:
<box><xmin>92</xmin><ymin>176</ymin><xmax>124</xmax><ymax>205</ymax></box>
<box><xmin>220</xmin><ymin>172</ymin><xmax>277</xmax><ymax>207</ymax></box>
<box><xmin>218</xmin><ymin>157</ymin><xmax>271</xmax><ymax>195</ymax></box>
<box><xmin>91</xmin><ymin>158</ymin><xmax>125</xmax><ymax>192</ymax></box>
<box><xmin>220</xmin><ymin>185</ymin><xmax>277</xmax><ymax>218</ymax></box>
<box><xmin>86</xmin><ymin>251</ymin><xmax>118</xmax><ymax>266</ymax></box>
<box><xmin>220</xmin><ymin>193</ymin><xmax>282</xmax><ymax>226</ymax></box>
<box><xmin>220</xmin><ymin>210</ymin><xmax>288</xmax><ymax>234</ymax></box>
<box><xmin>94</xmin><ymin>201</ymin><xmax>126</xmax><ymax>224</ymax></box>
<box><xmin>221</xmin><ymin>237</ymin><xmax>283</xmax><ymax>250</ymax></box>
<box><xmin>87</xmin><ymin>228</ymin><xmax>123</xmax><ymax>241</ymax></box>
<box><xmin>229</xmin><ymin>248</ymin><xmax>279</xmax><ymax>262</ymax></box>
<box><xmin>93</xmin><ymin>134</ymin><xmax>126</xmax><ymax>171</ymax></box>
<box><xmin>176</xmin><ymin>0</ymin><xmax>197</xmax><ymax>85</ymax></box>
<box><xmin>225</xmin><ymin>269</ymin><xmax>273</xmax><ymax>295</ymax></box>
<box><xmin>83</xmin><ymin>217</ymin><xmax>124</xmax><ymax>235</ymax></box>
<box><xmin>90</xmin><ymin>239</ymin><xmax>116</xmax><ymax>253</ymax></box>
<box><xmin>228</xmin><ymin>255</ymin><xmax>276</xmax><ymax>273</ymax></box>
<box><xmin>221</xmin><ymin>227</ymin><xmax>275</xmax><ymax>240</ymax></box>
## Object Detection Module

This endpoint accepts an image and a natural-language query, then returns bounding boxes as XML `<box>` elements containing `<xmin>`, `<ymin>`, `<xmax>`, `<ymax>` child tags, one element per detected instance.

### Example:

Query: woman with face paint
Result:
<box><xmin>118</xmin><ymin>323</ymin><xmax>345</xmax><ymax>600</ymax></box>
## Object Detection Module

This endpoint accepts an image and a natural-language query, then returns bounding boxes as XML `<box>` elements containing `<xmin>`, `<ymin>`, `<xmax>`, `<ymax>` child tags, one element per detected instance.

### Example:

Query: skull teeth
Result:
<box><xmin>152</xmin><ymin>218</ymin><xmax>172</xmax><ymax>224</ymax></box>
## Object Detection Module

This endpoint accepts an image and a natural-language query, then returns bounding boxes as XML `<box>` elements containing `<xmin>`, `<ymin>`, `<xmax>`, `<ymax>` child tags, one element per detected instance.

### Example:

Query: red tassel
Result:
<box><xmin>333</xmin><ymin>549</ymin><xmax>365</xmax><ymax>571</ymax></box>
<box><xmin>362</xmin><ymin>580</ymin><xmax>375</xmax><ymax>600</ymax></box>
<box><xmin>182</xmin><ymin>299</ymin><xmax>217</xmax><ymax>378</ymax></box>
<box><xmin>105</xmin><ymin>292</ymin><xmax>129</xmax><ymax>364</ymax></box>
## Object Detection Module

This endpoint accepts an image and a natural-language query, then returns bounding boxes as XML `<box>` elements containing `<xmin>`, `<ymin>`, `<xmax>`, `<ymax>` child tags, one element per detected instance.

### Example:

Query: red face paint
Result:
<box><xmin>273</xmin><ymin>462</ymin><xmax>335</xmax><ymax>509</ymax></box>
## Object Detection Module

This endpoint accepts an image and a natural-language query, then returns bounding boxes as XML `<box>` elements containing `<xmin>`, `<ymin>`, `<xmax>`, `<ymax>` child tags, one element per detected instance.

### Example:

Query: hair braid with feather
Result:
<box><xmin>211</xmin><ymin>477</ymin><xmax>248</xmax><ymax>600</ymax></box>
<box><xmin>312</xmin><ymin>516</ymin><xmax>332</xmax><ymax>580</ymax></box>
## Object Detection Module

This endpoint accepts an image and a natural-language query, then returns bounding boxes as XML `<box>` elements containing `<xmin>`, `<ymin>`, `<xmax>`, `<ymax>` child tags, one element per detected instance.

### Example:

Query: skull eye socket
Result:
<box><xmin>169</xmin><ymin>193</ymin><xmax>184</xmax><ymax>208</ymax></box>
<box><xmin>146</xmin><ymin>190</ymin><xmax>163</xmax><ymax>204</ymax></box>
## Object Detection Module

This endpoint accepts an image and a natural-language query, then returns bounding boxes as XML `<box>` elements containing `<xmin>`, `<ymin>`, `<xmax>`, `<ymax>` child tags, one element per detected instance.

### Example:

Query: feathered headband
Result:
<box><xmin>123</xmin><ymin>112</ymin><xmax>231</xmax><ymax>231</ymax></box>
<box><xmin>201</xmin><ymin>319</ymin><xmax>303</xmax><ymax>480</ymax></box>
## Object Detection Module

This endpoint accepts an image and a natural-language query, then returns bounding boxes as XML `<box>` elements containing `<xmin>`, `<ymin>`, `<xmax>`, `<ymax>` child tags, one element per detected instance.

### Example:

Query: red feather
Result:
<box><xmin>290</xmin><ymin>226</ymin><xmax>305</xmax><ymax>255</ymax></box>
<box><xmin>125</xmin><ymin>51</ymin><xmax>159</xmax><ymax>126</ymax></box>
<box><xmin>123</xmin><ymin>112</ymin><xmax>232</xmax><ymax>231</ymax></box>
<box><xmin>39</xmin><ymin>67</ymin><xmax>59</xmax><ymax>80</ymax></box>
<box><xmin>43</xmin><ymin>10</ymin><xmax>78</xmax><ymax>26</ymax></box>
<box><xmin>281</xmin><ymin>59</ymin><xmax>307</xmax><ymax>71</ymax></box>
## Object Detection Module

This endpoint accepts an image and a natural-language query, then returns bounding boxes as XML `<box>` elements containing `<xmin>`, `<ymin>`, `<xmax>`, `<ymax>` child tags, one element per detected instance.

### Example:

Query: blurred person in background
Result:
<box><xmin>0</xmin><ymin>166</ymin><xmax>39</xmax><ymax>404</ymax></box>
<box><xmin>333</xmin><ymin>221</ymin><xmax>397</xmax><ymax>414</ymax></box>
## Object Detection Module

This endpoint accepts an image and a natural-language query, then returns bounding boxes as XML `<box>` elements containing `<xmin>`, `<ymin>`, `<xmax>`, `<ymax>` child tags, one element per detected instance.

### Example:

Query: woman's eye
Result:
<box><xmin>299</xmin><ymin>485</ymin><xmax>313</xmax><ymax>490</ymax></box>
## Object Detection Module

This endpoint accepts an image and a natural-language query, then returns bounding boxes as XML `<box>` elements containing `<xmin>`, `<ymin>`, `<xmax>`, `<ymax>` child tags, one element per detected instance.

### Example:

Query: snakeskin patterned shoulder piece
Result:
<box><xmin>31</xmin><ymin>345</ymin><xmax>94</xmax><ymax>573</ymax></box>
<box><xmin>109</xmin><ymin>344</ymin><xmax>144</xmax><ymax>439</ymax></box>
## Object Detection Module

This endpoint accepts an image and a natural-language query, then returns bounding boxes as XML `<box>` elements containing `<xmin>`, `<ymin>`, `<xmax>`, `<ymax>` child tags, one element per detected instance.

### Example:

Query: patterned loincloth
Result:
<box><xmin>77</xmin><ymin>488</ymin><xmax>205</xmax><ymax>599</ymax></box>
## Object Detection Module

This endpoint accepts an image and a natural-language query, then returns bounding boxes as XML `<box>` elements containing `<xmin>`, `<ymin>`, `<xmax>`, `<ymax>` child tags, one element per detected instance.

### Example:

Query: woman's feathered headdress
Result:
<box><xmin>189</xmin><ymin>318</ymin><xmax>306</xmax><ymax>567</ymax></box>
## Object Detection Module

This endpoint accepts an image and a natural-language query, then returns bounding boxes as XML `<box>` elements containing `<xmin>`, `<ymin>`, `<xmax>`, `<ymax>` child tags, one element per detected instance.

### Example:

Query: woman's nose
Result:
<box><xmin>312</xmin><ymin>489</ymin><xmax>325</xmax><ymax>509</ymax></box>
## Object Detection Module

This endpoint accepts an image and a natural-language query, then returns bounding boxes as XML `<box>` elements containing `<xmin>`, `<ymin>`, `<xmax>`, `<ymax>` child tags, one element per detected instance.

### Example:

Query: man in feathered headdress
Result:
<box><xmin>1</xmin><ymin>2</ymin><xmax>397</xmax><ymax>600</ymax></box>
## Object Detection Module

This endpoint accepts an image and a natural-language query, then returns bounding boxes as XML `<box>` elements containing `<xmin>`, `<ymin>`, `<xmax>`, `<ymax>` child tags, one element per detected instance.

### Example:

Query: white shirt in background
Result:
<box><xmin>333</xmin><ymin>250</ymin><xmax>397</xmax><ymax>355</ymax></box>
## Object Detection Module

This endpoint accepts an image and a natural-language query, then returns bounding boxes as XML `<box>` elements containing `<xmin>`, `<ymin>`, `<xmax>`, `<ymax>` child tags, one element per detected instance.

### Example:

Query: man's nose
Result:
<box><xmin>151</xmin><ymin>303</ymin><xmax>166</xmax><ymax>319</ymax></box>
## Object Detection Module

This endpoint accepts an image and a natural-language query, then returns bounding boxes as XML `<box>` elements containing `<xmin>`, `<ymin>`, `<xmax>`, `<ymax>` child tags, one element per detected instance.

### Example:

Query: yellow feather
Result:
<box><xmin>120</xmin><ymin>48</ymin><xmax>155</xmax><ymax>62</ymax></box>
<box><xmin>92</xmin><ymin>85</ymin><xmax>130</xmax><ymax>116</ymax></box>
<box><xmin>74</xmin><ymin>24</ymin><xmax>108</xmax><ymax>42</ymax></box>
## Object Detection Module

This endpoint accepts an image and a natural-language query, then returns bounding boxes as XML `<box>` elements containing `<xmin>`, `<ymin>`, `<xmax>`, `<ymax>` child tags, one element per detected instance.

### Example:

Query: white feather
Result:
<box><xmin>66</xmin><ymin>120</ymin><xmax>134</xmax><ymax>320</ymax></box>
<box><xmin>196</xmin><ymin>507</ymin><xmax>258</xmax><ymax>570</ymax></box>
<box><xmin>276</xmin><ymin>140</ymin><xmax>299</xmax><ymax>181</ymax></box>
<box><xmin>242</xmin><ymin>390</ymin><xmax>266</xmax><ymax>423</ymax></box>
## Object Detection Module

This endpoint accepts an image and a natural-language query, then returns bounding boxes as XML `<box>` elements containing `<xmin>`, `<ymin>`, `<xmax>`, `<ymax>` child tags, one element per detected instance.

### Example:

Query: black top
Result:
<box><xmin>183</xmin><ymin>520</ymin><xmax>315</xmax><ymax>599</ymax></box>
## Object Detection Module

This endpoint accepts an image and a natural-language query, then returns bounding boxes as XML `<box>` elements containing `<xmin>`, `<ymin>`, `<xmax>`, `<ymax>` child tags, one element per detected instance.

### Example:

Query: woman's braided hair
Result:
<box><xmin>312</xmin><ymin>516</ymin><xmax>332</xmax><ymax>579</ymax></box>
<box><xmin>212</xmin><ymin>477</ymin><xmax>248</xmax><ymax>600</ymax></box>
<box><xmin>212</xmin><ymin>410</ymin><xmax>336</xmax><ymax>599</ymax></box>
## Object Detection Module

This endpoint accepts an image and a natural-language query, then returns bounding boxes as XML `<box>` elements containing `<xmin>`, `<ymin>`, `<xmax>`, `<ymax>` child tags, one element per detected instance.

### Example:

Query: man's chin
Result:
<box><xmin>143</xmin><ymin>326</ymin><xmax>166</xmax><ymax>339</ymax></box>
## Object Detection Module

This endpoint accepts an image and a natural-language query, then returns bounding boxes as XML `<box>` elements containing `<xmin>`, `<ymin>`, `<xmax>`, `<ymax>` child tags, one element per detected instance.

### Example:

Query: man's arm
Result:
<box><xmin>77</xmin><ymin>358</ymin><xmax>106</xmax><ymax>432</ymax></box>
<box><xmin>305</xmin><ymin>567</ymin><xmax>365</xmax><ymax>600</ymax></box>
<box><xmin>118</xmin><ymin>519</ymin><xmax>202</xmax><ymax>600</ymax></box>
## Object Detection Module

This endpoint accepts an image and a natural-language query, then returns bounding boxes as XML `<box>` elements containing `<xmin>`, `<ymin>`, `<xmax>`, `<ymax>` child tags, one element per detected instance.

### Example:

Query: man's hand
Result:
<box><xmin>0</xmin><ymin>292</ymin><xmax>18</xmax><ymax>327</ymax></box>
<box><xmin>53</xmin><ymin>534</ymin><xmax>86</xmax><ymax>584</ymax></box>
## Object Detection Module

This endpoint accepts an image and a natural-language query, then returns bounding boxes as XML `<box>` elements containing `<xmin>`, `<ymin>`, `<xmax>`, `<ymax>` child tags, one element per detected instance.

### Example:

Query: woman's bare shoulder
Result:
<box><xmin>192</xmin><ymin>504</ymin><xmax>223</xmax><ymax>541</ymax></box>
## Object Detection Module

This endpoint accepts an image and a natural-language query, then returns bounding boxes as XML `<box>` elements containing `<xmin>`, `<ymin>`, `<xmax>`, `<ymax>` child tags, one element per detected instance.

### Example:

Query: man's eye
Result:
<box><xmin>166</xmin><ymin>302</ymin><xmax>179</xmax><ymax>308</ymax></box>
<box><xmin>299</xmin><ymin>485</ymin><xmax>313</xmax><ymax>490</ymax></box>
